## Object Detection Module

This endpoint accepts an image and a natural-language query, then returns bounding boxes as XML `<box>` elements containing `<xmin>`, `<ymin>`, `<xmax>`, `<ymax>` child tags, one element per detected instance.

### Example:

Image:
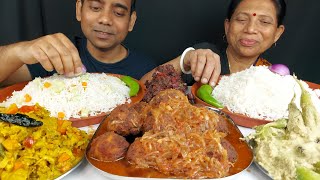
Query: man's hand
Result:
<box><xmin>18</xmin><ymin>33</ymin><xmax>85</xmax><ymax>77</ymax></box>
<box><xmin>183</xmin><ymin>49</ymin><xmax>221</xmax><ymax>87</ymax></box>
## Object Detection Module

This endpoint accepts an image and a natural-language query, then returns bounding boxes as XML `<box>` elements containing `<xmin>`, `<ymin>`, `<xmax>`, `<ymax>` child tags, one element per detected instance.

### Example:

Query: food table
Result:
<box><xmin>63</xmin><ymin>125</ymin><xmax>271</xmax><ymax>180</ymax></box>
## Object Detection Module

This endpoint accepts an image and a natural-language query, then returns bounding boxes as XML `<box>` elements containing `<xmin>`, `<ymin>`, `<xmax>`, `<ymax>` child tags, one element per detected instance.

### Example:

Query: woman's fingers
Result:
<box><xmin>208</xmin><ymin>54</ymin><xmax>221</xmax><ymax>87</ymax></box>
<box><xmin>200</xmin><ymin>54</ymin><xmax>217</xmax><ymax>84</ymax></box>
<box><xmin>188</xmin><ymin>49</ymin><xmax>221</xmax><ymax>86</ymax></box>
<box><xmin>194</xmin><ymin>52</ymin><xmax>207</xmax><ymax>81</ymax></box>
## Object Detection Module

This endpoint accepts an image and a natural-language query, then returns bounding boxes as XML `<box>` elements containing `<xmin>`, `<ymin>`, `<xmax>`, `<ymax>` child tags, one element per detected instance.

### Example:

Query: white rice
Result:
<box><xmin>0</xmin><ymin>73</ymin><xmax>131</xmax><ymax>119</ymax></box>
<box><xmin>315</xmin><ymin>89</ymin><xmax>320</xmax><ymax>99</ymax></box>
<box><xmin>212</xmin><ymin>66</ymin><xmax>320</xmax><ymax>120</ymax></box>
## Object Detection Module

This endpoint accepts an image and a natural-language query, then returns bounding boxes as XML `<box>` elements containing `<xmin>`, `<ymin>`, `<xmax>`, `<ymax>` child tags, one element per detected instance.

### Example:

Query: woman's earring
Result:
<box><xmin>274</xmin><ymin>42</ymin><xmax>277</xmax><ymax>47</ymax></box>
<box><xmin>223</xmin><ymin>34</ymin><xmax>227</xmax><ymax>42</ymax></box>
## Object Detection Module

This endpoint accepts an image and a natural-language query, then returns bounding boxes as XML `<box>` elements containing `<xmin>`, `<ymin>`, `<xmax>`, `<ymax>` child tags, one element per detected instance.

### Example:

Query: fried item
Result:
<box><xmin>131</xmin><ymin>102</ymin><xmax>151</xmax><ymax>120</ymax></box>
<box><xmin>106</xmin><ymin>104</ymin><xmax>143</xmax><ymax>136</ymax></box>
<box><xmin>143</xmin><ymin>64</ymin><xmax>187</xmax><ymax>102</ymax></box>
<box><xmin>126</xmin><ymin>138</ymin><xmax>147</xmax><ymax>166</ymax></box>
<box><xmin>142</xmin><ymin>89</ymin><xmax>189</xmax><ymax>133</ymax></box>
<box><xmin>88</xmin><ymin>132</ymin><xmax>129</xmax><ymax>162</ymax></box>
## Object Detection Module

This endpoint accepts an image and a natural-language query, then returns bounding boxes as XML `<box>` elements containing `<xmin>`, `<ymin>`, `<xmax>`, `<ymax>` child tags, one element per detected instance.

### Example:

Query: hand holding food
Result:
<box><xmin>183</xmin><ymin>49</ymin><xmax>221</xmax><ymax>86</ymax></box>
<box><xmin>17</xmin><ymin>33</ymin><xmax>85</xmax><ymax>77</ymax></box>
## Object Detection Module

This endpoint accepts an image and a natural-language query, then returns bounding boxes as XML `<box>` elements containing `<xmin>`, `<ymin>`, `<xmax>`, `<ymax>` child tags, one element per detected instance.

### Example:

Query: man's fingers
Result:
<box><xmin>37</xmin><ymin>41</ymin><xmax>65</xmax><ymax>75</ymax></box>
<box><xmin>48</xmin><ymin>34</ymin><xmax>76</xmax><ymax>76</ymax></box>
<box><xmin>32</xmin><ymin>48</ymin><xmax>54</xmax><ymax>72</ymax></box>
<box><xmin>56</xmin><ymin>33</ymin><xmax>84</xmax><ymax>75</ymax></box>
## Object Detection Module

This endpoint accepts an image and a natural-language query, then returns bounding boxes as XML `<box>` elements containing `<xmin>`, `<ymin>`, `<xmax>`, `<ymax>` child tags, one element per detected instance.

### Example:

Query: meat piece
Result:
<box><xmin>126</xmin><ymin>138</ymin><xmax>148</xmax><ymax>167</ymax></box>
<box><xmin>142</xmin><ymin>109</ymin><xmax>178</xmax><ymax>133</ymax></box>
<box><xmin>148</xmin><ymin>88</ymin><xmax>189</xmax><ymax>107</ymax></box>
<box><xmin>143</xmin><ymin>64</ymin><xmax>187</xmax><ymax>102</ymax></box>
<box><xmin>88</xmin><ymin>132</ymin><xmax>129</xmax><ymax>162</ymax></box>
<box><xmin>106</xmin><ymin>104</ymin><xmax>143</xmax><ymax>136</ymax></box>
<box><xmin>142</xmin><ymin>111</ymin><xmax>155</xmax><ymax>133</ymax></box>
<box><xmin>216</xmin><ymin>115</ymin><xmax>229</xmax><ymax>134</ymax></box>
<box><xmin>221</xmin><ymin>138</ymin><xmax>238</xmax><ymax>163</ymax></box>
<box><xmin>131</xmin><ymin>102</ymin><xmax>151</xmax><ymax>120</ymax></box>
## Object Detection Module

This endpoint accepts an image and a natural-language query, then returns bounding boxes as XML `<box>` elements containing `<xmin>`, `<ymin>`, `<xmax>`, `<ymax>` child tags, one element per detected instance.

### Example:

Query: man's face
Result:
<box><xmin>76</xmin><ymin>0</ymin><xmax>136</xmax><ymax>51</ymax></box>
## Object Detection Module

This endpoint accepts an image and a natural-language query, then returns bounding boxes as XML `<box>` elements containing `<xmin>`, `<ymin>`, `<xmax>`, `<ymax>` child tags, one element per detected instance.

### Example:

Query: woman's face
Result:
<box><xmin>225</xmin><ymin>0</ymin><xmax>284</xmax><ymax>58</ymax></box>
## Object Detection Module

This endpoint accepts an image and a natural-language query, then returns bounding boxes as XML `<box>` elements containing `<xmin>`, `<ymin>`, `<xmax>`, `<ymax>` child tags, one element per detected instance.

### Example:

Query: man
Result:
<box><xmin>0</xmin><ymin>0</ymin><xmax>156</xmax><ymax>87</ymax></box>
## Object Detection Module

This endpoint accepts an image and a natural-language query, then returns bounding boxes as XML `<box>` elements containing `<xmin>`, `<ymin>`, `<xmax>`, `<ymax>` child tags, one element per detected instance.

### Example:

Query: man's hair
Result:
<box><xmin>80</xmin><ymin>0</ymin><xmax>136</xmax><ymax>14</ymax></box>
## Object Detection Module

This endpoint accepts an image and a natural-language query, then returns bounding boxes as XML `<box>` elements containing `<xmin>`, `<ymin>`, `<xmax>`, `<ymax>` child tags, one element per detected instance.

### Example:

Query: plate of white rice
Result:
<box><xmin>192</xmin><ymin>66</ymin><xmax>320</xmax><ymax>128</ymax></box>
<box><xmin>0</xmin><ymin>73</ymin><xmax>145</xmax><ymax>127</ymax></box>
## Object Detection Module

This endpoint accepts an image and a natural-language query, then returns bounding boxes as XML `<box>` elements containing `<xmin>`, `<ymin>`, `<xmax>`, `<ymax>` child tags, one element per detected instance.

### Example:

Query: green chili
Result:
<box><xmin>196</xmin><ymin>84</ymin><xmax>224</xmax><ymax>109</ymax></box>
<box><xmin>120</xmin><ymin>76</ymin><xmax>140</xmax><ymax>97</ymax></box>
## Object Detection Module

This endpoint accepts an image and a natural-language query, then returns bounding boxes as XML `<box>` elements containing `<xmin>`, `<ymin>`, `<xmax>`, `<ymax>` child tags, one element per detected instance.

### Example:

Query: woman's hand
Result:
<box><xmin>183</xmin><ymin>49</ymin><xmax>221</xmax><ymax>87</ymax></box>
<box><xmin>17</xmin><ymin>33</ymin><xmax>85</xmax><ymax>77</ymax></box>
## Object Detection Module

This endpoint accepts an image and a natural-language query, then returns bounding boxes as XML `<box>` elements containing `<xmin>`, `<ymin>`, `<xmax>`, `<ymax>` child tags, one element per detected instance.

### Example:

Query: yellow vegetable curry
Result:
<box><xmin>0</xmin><ymin>104</ymin><xmax>89</xmax><ymax>180</ymax></box>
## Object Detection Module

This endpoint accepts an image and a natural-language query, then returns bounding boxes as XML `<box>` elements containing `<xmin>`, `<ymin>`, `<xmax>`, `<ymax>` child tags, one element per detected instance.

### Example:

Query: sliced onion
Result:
<box><xmin>269</xmin><ymin>64</ymin><xmax>290</xmax><ymax>76</ymax></box>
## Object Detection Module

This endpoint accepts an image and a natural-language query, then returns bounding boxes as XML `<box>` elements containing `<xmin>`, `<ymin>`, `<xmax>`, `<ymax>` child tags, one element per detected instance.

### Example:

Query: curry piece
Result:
<box><xmin>106</xmin><ymin>104</ymin><xmax>144</xmax><ymax>136</ymax></box>
<box><xmin>221</xmin><ymin>139</ymin><xmax>238</xmax><ymax>163</ymax></box>
<box><xmin>88</xmin><ymin>132</ymin><xmax>129</xmax><ymax>162</ymax></box>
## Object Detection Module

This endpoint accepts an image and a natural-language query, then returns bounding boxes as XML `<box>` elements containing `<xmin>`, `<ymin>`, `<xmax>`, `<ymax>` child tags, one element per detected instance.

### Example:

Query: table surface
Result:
<box><xmin>62</xmin><ymin>125</ymin><xmax>272</xmax><ymax>180</ymax></box>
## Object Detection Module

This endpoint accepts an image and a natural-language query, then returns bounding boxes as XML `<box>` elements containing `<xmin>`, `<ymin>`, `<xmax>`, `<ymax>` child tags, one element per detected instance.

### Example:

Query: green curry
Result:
<box><xmin>246</xmin><ymin>78</ymin><xmax>320</xmax><ymax>180</ymax></box>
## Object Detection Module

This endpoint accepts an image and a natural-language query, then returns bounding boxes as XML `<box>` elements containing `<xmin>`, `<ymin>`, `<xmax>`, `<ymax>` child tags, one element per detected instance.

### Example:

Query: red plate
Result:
<box><xmin>0</xmin><ymin>74</ymin><xmax>145</xmax><ymax>128</ymax></box>
<box><xmin>191</xmin><ymin>81</ymin><xmax>320</xmax><ymax>128</ymax></box>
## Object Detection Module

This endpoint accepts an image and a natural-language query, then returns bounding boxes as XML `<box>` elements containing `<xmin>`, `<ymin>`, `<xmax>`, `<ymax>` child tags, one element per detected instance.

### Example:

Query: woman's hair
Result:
<box><xmin>226</xmin><ymin>0</ymin><xmax>286</xmax><ymax>26</ymax></box>
<box><xmin>80</xmin><ymin>0</ymin><xmax>136</xmax><ymax>14</ymax></box>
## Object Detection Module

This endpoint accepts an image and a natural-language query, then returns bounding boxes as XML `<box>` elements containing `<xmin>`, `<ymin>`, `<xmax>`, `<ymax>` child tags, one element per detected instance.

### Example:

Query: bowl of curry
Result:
<box><xmin>85</xmin><ymin>89</ymin><xmax>253</xmax><ymax>179</ymax></box>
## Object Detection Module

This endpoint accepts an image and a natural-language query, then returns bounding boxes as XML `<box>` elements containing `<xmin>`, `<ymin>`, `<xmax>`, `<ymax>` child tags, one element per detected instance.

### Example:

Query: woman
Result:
<box><xmin>142</xmin><ymin>0</ymin><xmax>286</xmax><ymax>87</ymax></box>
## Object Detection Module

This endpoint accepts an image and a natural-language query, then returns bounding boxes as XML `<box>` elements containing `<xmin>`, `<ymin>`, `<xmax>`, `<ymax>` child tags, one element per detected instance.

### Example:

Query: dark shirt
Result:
<box><xmin>27</xmin><ymin>36</ymin><xmax>157</xmax><ymax>80</ymax></box>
